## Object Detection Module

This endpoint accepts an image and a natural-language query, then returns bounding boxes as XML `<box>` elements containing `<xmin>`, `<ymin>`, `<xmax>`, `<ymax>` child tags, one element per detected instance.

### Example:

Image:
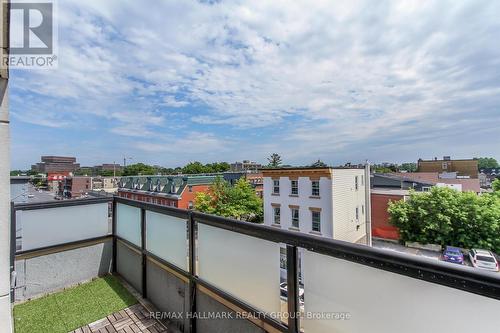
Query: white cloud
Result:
<box><xmin>10</xmin><ymin>0</ymin><xmax>500</xmax><ymax>166</ymax></box>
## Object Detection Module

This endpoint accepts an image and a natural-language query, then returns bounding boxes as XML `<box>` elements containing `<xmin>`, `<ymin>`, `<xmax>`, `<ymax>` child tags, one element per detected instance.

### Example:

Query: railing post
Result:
<box><xmin>186</xmin><ymin>211</ymin><xmax>196</xmax><ymax>333</ymax></box>
<box><xmin>141</xmin><ymin>208</ymin><xmax>147</xmax><ymax>298</ymax></box>
<box><xmin>111</xmin><ymin>199</ymin><xmax>117</xmax><ymax>273</ymax></box>
<box><xmin>286</xmin><ymin>245</ymin><xmax>300</xmax><ymax>333</ymax></box>
<box><xmin>10</xmin><ymin>202</ymin><xmax>15</xmax><ymax>302</ymax></box>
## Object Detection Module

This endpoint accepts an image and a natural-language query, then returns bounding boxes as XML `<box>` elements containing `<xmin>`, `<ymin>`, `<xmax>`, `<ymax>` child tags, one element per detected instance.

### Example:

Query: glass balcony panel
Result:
<box><xmin>145</xmin><ymin>211</ymin><xmax>188</xmax><ymax>271</ymax></box>
<box><xmin>116</xmin><ymin>203</ymin><xmax>141</xmax><ymax>246</ymax></box>
<box><xmin>17</xmin><ymin>203</ymin><xmax>109</xmax><ymax>251</ymax></box>
<box><xmin>302</xmin><ymin>250</ymin><xmax>500</xmax><ymax>333</ymax></box>
<box><xmin>198</xmin><ymin>223</ymin><xmax>281</xmax><ymax>314</ymax></box>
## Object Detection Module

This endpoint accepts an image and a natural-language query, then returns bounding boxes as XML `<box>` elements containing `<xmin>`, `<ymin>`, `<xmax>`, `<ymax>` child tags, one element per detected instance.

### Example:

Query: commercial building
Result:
<box><xmin>230</xmin><ymin>160</ymin><xmax>262</xmax><ymax>172</ymax></box>
<box><xmin>92</xmin><ymin>177</ymin><xmax>119</xmax><ymax>193</ymax></box>
<box><xmin>117</xmin><ymin>173</ymin><xmax>245</xmax><ymax>209</ymax></box>
<box><xmin>417</xmin><ymin>156</ymin><xmax>478</xmax><ymax>178</ymax></box>
<box><xmin>31</xmin><ymin>156</ymin><xmax>80</xmax><ymax>174</ymax></box>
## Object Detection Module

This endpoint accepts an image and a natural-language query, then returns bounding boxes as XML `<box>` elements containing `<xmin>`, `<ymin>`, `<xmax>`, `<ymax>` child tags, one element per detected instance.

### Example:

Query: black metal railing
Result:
<box><xmin>11</xmin><ymin>195</ymin><xmax>500</xmax><ymax>333</ymax></box>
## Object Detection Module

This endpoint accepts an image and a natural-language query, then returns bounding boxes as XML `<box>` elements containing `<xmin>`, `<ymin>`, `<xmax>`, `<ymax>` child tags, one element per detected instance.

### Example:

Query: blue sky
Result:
<box><xmin>10</xmin><ymin>0</ymin><xmax>500</xmax><ymax>169</ymax></box>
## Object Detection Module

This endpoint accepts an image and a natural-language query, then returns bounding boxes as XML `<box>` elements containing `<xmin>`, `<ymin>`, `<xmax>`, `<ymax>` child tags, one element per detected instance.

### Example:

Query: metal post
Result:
<box><xmin>141</xmin><ymin>208</ymin><xmax>147</xmax><ymax>298</ymax></box>
<box><xmin>111</xmin><ymin>200</ymin><xmax>117</xmax><ymax>273</ymax></box>
<box><xmin>9</xmin><ymin>202</ymin><xmax>15</xmax><ymax>302</ymax></box>
<box><xmin>0</xmin><ymin>0</ymin><xmax>12</xmax><ymax>330</ymax></box>
<box><xmin>286</xmin><ymin>245</ymin><xmax>299</xmax><ymax>333</ymax></box>
<box><xmin>186</xmin><ymin>211</ymin><xmax>196</xmax><ymax>333</ymax></box>
<box><xmin>364</xmin><ymin>161</ymin><xmax>372</xmax><ymax>247</ymax></box>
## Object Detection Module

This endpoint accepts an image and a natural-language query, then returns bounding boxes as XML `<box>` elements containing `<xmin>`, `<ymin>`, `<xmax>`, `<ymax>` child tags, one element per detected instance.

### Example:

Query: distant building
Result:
<box><xmin>31</xmin><ymin>156</ymin><xmax>80</xmax><ymax>174</ymax></box>
<box><xmin>59</xmin><ymin>176</ymin><xmax>92</xmax><ymax>198</ymax></box>
<box><xmin>117</xmin><ymin>173</ymin><xmax>245</xmax><ymax>209</ymax></box>
<box><xmin>400</xmin><ymin>172</ymin><xmax>480</xmax><ymax>193</ymax></box>
<box><xmin>479</xmin><ymin>168</ymin><xmax>500</xmax><ymax>188</ymax></box>
<box><xmin>93</xmin><ymin>163</ymin><xmax>123</xmax><ymax>175</ymax></box>
<box><xmin>370</xmin><ymin>174</ymin><xmax>434</xmax><ymax>241</ymax></box>
<box><xmin>92</xmin><ymin>176</ymin><xmax>119</xmax><ymax>193</ymax></box>
<box><xmin>230</xmin><ymin>160</ymin><xmax>262</xmax><ymax>172</ymax></box>
<box><xmin>417</xmin><ymin>156</ymin><xmax>478</xmax><ymax>178</ymax></box>
<box><xmin>245</xmin><ymin>172</ymin><xmax>263</xmax><ymax>198</ymax></box>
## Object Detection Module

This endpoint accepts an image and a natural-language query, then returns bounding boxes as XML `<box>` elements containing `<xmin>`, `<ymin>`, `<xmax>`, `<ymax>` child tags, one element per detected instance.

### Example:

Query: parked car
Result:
<box><xmin>280</xmin><ymin>282</ymin><xmax>305</xmax><ymax>306</ymax></box>
<box><xmin>442</xmin><ymin>246</ymin><xmax>464</xmax><ymax>265</ymax></box>
<box><xmin>468</xmin><ymin>249</ymin><xmax>499</xmax><ymax>272</ymax></box>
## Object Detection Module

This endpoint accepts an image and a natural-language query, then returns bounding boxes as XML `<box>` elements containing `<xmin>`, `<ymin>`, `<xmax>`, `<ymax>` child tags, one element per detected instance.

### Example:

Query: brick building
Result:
<box><xmin>117</xmin><ymin>173</ymin><xmax>245</xmax><ymax>209</ymax></box>
<box><xmin>417</xmin><ymin>156</ymin><xmax>478</xmax><ymax>178</ymax></box>
<box><xmin>59</xmin><ymin>176</ymin><xmax>92</xmax><ymax>198</ymax></box>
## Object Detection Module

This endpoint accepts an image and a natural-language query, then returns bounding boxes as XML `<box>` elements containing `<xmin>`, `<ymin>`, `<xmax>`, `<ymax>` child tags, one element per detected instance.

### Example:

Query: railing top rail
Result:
<box><xmin>13</xmin><ymin>196</ymin><xmax>113</xmax><ymax>211</ymax></box>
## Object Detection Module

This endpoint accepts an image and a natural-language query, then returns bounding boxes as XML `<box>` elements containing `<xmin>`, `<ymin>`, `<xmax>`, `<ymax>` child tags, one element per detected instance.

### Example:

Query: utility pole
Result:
<box><xmin>0</xmin><ymin>0</ymin><xmax>13</xmax><ymax>331</ymax></box>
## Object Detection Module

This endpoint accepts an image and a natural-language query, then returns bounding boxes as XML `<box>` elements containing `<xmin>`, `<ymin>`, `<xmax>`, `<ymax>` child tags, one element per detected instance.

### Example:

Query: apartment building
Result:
<box><xmin>262</xmin><ymin>167</ymin><xmax>368</xmax><ymax>244</ymax></box>
<box><xmin>31</xmin><ymin>156</ymin><xmax>80</xmax><ymax>174</ymax></box>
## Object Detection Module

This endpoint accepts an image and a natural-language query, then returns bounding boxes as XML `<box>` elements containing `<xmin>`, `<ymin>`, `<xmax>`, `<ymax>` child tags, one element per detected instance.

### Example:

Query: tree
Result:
<box><xmin>492</xmin><ymin>179</ymin><xmax>500</xmax><ymax>193</ymax></box>
<box><xmin>476</xmin><ymin>157</ymin><xmax>499</xmax><ymax>169</ymax></box>
<box><xmin>400</xmin><ymin>163</ymin><xmax>417</xmax><ymax>172</ymax></box>
<box><xmin>310</xmin><ymin>159</ymin><xmax>327</xmax><ymax>167</ymax></box>
<box><xmin>122</xmin><ymin>163</ymin><xmax>157</xmax><ymax>176</ymax></box>
<box><xmin>194</xmin><ymin>177</ymin><xmax>263</xmax><ymax>222</ymax></box>
<box><xmin>388</xmin><ymin>187</ymin><xmax>500</xmax><ymax>253</ymax></box>
<box><xmin>267</xmin><ymin>153</ymin><xmax>282</xmax><ymax>168</ymax></box>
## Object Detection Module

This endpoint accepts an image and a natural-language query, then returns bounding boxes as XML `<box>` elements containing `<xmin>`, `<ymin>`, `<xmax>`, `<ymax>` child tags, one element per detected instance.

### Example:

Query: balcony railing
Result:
<box><xmin>10</xmin><ymin>196</ymin><xmax>500</xmax><ymax>333</ymax></box>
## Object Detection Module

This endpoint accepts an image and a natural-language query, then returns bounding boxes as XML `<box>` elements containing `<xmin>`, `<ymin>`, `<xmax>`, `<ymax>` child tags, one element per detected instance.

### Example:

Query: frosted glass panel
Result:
<box><xmin>18</xmin><ymin>203</ymin><xmax>109</xmax><ymax>251</ymax></box>
<box><xmin>146</xmin><ymin>211</ymin><xmax>188</xmax><ymax>271</ymax></box>
<box><xmin>116</xmin><ymin>204</ymin><xmax>141</xmax><ymax>246</ymax></box>
<box><xmin>303</xmin><ymin>250</ymin><xmax>500</xmax><ymax>333</ymax></box>
<box><xmin>198</xmin><ymin>224</ymin><xmax>281</xmax><ymax>314</ymax></box>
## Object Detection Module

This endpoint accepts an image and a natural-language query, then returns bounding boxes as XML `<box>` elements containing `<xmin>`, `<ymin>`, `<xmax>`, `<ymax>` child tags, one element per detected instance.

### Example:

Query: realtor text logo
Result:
<box><xmin>4</xmin><ymin>1</ymin><xmax>58</xmax><ymax>69</ymax></box>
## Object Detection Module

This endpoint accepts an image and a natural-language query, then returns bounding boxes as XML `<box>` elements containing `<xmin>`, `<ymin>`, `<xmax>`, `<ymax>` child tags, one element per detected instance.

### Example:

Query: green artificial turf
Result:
<box><xmin>13</xmin><ymin>275</ymin><xmax>137</xmax><ymax>333</ymax></box>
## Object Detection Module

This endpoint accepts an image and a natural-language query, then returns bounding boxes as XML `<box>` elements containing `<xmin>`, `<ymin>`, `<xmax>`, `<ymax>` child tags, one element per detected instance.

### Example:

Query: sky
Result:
<box><xmin>10</xmin><ymin>0</ymin><xmax>500</xmax><ymax>169</ymax></box>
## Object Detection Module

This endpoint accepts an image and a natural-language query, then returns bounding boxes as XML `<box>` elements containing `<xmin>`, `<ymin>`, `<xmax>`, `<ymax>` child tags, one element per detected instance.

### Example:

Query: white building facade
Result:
<box><xmin>263</xmin><ymin>167</ymin><xmax>368</xmax><ymax>244</ymax></box>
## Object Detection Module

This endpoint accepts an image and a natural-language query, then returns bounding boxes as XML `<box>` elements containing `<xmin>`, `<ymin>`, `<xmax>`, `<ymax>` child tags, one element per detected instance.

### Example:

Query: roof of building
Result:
<box><xmin>395</xmin><ymin>172</ymin><xmax>481</xmax><ymax>192</ymax></box>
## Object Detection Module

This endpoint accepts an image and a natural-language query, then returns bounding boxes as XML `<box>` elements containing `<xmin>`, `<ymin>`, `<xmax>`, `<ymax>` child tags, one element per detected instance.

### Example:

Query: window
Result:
<box><xmin>355</xmin><ymin>176</ymin><xmax>359</xmax><ymax>190</ymax></box>
<box><xmin>312</xmin><ymin>211</ymin><xmax>321</xmax><ymax>232</ymax></box>
<box><xmin>291</xmin><ymin>180</ymin><xmax>298</xmax><ymax>195</ymax></box>
<box><xmin>355</xmin><ymin>206</ymin><xmax>359</xmax><ymax>220</ymax></box>
<box><xmin>188</xmin><ymin>201</ymin><xmax>193</xmax><ymax>209</ymax></box>
<box><xmin>273</xmin><ymin>207</ymin><xmax>281</xmax><ymax>224</ymax></box>
<box><xmin>311</xmin><ymin>180</ymin><xmax>320</xmax><ymax>196</ymax></box>
<box><xmin>273</xmin><ymin>179</ymin><xmax>280</xmax><ymax>194</ymax></box>
<box><xmin>291</xmin><ymin>208</ymin><xmax>299</xmax><ymax>228</ymax></box>
<box><xmin>362</xmin><ymin>204</ymin><xmax>365</xmax><ymax>215</ymax></box>
<box><xmin>188</xmin><ymin>185</ymin><xmax>193</xmax><ymax>192</ymax></box>
<box><xmin>361</xmin><ymin>175</ymin><xmax>364</xmax><ymax>186</ymax></box>
<box><xmin>442</xmin><ymin>162</ymin><xmax>448</xmax><ymax>170</ymax></box>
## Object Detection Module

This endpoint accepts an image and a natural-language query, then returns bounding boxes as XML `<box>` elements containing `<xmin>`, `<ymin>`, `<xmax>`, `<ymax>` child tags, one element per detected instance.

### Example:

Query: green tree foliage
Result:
<box><xmin>476</xmin><ymin>157</ymin><xmax>499</xmax><ymax>169</ymax></box>
<box><xmin>194</xmin><ymin>177</ymin><xmax>263</xmax><ymax>222</ymax></box>
<box><xmin>310</xmin><ymin>159</ymin><xmax>327</xmax><ymax>167</ymax></box>
<box><xmin>400</xmin><ymin>162</ymin><xmax>417</xmax><ymax>172</ymax></box>
<box><xmin>181</xmin><ymin>161</ymin><xmax>230</xmax><ymax>174</ymax></box>
<box><xmin>122</xmin><ymin>163</ymin><xmax>157</xmax><ymax>176</ymax></box>
<box><xmin>492</xmin><ymin>179</ymin><xmax>500</xmax><ymax>193</ymax></box>
<box><xmin>267</xmin><ymin>153</ymin><xmax>282</xmax><ymax>167</ymax></box>
<box><xmin>388</xmin><ymin>187</ymin><xmax>500</xmax><ymax>253</ymax></box>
